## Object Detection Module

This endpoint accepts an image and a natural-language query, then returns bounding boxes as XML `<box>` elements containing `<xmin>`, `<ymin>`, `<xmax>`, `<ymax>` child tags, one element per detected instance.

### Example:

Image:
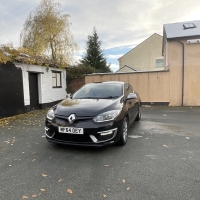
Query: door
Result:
<box><xmin>29</xmin><ymin>73</ymin><xmax>39</xmax><ymax>110</ymax></box>
<box><xmin>129</xmin><ymin>84</ymin><xmax>139</xmax><ymax>117</ymax></box>
<box><xmin>124</xmin><ymin>83</ymin><xmax>138</xmax><ymax>122</ymax></box>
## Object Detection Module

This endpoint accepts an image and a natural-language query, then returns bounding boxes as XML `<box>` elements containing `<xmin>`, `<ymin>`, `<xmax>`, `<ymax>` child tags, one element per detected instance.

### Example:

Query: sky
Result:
<box><xmin>0</xmin><ymin>0</ymin><xmax>200</xmax><ymax>72</ymax></box>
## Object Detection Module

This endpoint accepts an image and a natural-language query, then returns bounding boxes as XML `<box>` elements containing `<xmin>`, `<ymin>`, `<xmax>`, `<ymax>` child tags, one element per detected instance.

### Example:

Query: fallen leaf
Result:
<box><xmin>42</xmin><ymin>173</ymin><xmax>48</xmax><ymax>177</ymax></box>
<box><xmin>22</xmin><ymin>196</ymin><xmax>28</xmax><ymax>199</ymax></box>
<box><xmin>67</xmin><ymin>189</ymin><xmax>73</xmax><ymax>194</ymax></box>
<box><xmin>103</xmin><ymin>194</ymin><xmax>107</xmax><ymax>198</ymax></box>
<box><xmin>122</xmin><ymin>179</ymin><xmax>126</xmax><ymax>183</ymax></box>
<box><xmin>31</xmin><ymin>195</ymin><xmax>37</xmax><ymax>198</ymax></box>
<box><xmin>58</xmin><ymin>179</ymin><xmax>62</xmax><ymax>182</ymax></box>
<box><xmin>127</xmin><ymin>187</ymin><xmax>130</xmax><ymax>190</ymax></box>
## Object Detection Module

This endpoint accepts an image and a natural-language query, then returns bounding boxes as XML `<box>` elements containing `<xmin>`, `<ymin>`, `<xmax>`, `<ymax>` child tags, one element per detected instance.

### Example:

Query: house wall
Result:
<box><xmin>118</xmin><ymin>34</ymin><xmax>164</xmax><ymax>71</ymax></box>
<box><xmin>167</xmin><ymin>39</ymin><xmax>200</xmax><ymax>106</ymax></box>
<box><xmin>84</xmin><ymin>38</ymin><xmax>200</xmax><ymax>106</ymax></box>
<box><xmin>15</xmin><ymin>63</ymin><xmax>67</xmax><ymax>107</ymax></box>
<box><xmin>85</xmin><ymin>71</ymin><xmax>170</xmax><ymax>105</ymax></box>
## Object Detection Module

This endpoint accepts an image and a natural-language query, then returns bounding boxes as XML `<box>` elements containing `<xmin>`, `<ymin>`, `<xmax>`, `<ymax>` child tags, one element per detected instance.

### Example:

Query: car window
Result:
<box><xmin>124</xmin><ymin>83</ymin><xmax>129</xmax><ymax>98</ymax></box>
<box><xmin>72</xmin><ymin>83</ymin><xmax>123</xmax><ymax>99</ymax></box>
<box><xmin>124</xmin><ymin>83</ymin><xmax>134</xmax><ymax>98</ymax></box>
<box><xmin>128</xmin><ymin>84</ymin><xmax>133</xmax><ymax>93</ymax></box>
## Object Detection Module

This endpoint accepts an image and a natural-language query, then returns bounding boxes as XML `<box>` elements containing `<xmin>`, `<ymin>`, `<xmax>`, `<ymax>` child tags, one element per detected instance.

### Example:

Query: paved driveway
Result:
<box><xmin>0</xmin><ymin>106</ymin><xmax>200</xmax><ymax>200</ymax></box>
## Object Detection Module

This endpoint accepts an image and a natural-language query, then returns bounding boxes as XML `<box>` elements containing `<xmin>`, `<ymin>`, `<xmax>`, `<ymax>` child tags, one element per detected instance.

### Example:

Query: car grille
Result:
<box><xmin>55</xmin><ymin>116</ymin><xmax>93</xmax><ymax>125</ymax></box>
<box><xmin>53</xmin><ymin>132</ymin><xmax>93</xmax><ymax>143</ymax></box>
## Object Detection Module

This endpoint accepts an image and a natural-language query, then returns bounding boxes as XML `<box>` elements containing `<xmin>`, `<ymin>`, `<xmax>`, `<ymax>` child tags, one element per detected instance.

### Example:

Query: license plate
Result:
<box><xmin>58</xmin><ymin>127</ymin><xmax>84</xmax><ymax>134</ymax></box>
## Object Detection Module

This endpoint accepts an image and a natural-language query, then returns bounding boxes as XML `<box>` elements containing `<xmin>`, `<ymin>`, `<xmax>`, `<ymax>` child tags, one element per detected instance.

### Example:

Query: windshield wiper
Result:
<box><xmin>101</xmin><ymin>96</ymin><xmax>119</xmax><ymax>99</ymax></box>
<box><xmin>78</xmin><ymin>97</ymin><xmax>94</xmax><ymax>99</ymax></box>
<box><xmin>76</xmin><ymin>96</ymin><xmax>119</xmax><ymax>99</ymax></box>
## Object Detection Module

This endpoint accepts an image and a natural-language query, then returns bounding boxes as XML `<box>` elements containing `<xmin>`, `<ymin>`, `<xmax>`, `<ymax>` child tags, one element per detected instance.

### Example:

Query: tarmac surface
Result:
<box><xmin>0</xmin><ymin>106</ymin><xmax>200</xmax><ymax>200</ymax></box>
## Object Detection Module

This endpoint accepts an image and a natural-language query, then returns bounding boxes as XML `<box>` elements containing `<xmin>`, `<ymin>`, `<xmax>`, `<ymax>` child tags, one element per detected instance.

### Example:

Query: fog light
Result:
<box><xmin>45</xmin><ymin>127</ymin><xmax>55</xmax><ymax>138</ymax></box>
<box><xmin>100</xmin><ymin>131</ymin><xmax>113</xmax><ymax>136</ymax></box>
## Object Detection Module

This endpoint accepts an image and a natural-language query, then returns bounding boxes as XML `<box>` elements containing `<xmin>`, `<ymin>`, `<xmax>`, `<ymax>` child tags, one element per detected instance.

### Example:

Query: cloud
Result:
<box><xmin>0</xmin><ymin>0</ymin><xmax>200</xmax><ymax>64</ymax></box>
<box><xmin>107</xmin><ymin>54</ymin><xmax>124</xmax><ymax>59</ymax></box>
<box><xmin>109</xmin><ymin>63</ymin><xmax>119</xmax><ymax>72</ymax></box>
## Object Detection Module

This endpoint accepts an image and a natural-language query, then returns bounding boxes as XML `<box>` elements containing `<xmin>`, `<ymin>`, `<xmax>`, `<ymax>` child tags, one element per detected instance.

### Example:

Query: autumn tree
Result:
<box><xmin>81</xmin><ymin>27</ymin><xmax>111</xmax><ymax>73</ymax></box>
<box><xmin>0</xmin><ymin>46</ymin><xmax>9</xmax><ymax>64</ymax></box>
<box><xmin>20</xmin><ymin>0</ymin><xmax>77</xmax><ymax>67</ymax></box>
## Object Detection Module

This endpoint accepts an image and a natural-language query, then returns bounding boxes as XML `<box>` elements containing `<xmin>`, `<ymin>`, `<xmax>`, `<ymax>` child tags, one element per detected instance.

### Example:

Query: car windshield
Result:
<box><xmin>72</xmin><ymin>83</ymin><xmax>123</xmax><ymax>99</ymax></box>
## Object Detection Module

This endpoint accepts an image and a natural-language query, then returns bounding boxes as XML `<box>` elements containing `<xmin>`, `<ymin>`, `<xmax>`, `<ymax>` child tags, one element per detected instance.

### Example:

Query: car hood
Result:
<box><xmin>55</xmin><ymin>98</ymin><xmax>122</xmax><ymax>117</ymax></box>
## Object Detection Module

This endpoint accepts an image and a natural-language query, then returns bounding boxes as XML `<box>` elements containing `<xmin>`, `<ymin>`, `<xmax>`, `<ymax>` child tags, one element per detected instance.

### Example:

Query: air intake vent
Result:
<box><xmin>183</xmin><ymin>23</ymin><xmax>196</xmax><ymax>29</ymax></box>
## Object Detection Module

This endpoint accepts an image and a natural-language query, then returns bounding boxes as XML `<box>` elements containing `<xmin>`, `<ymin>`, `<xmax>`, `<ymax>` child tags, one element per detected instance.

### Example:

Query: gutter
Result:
<box><xmin>176</xmin><ymin>39</ymin><xmax>184</xmax><ymax>106</ymax></box>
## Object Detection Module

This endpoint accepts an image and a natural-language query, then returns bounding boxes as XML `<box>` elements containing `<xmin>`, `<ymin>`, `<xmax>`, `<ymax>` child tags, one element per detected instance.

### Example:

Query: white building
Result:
<box><xmin>15</xmin><ymin>63</ymin><xmax>67</xmax><ymax>111</ymax></box>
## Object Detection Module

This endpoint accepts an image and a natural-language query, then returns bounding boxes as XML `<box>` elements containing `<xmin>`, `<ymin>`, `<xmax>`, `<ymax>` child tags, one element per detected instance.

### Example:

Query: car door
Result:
<box><xmin>130</xmin><ymin>85</ymin><xmax>139</xmax><ymax>118</ymax></box>
<box><xmin>124</xmin><ymin>83</ymin><xmax>135</xmax><ymax>122</ymax></box>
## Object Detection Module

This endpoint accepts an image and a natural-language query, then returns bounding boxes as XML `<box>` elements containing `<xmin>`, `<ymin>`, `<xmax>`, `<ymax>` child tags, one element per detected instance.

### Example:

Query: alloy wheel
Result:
<box><xmin>122</xmin><ymin>118</ymin><xmax>128</xmax><ymax>142</ymax></box>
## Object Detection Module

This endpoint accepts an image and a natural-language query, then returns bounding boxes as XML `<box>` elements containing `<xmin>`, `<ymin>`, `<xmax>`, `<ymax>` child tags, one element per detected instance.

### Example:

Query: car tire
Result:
<box><xmin>135</xmin><ymin>106</ymin><xmax>141</xmax><ymax>121</ymax></box>
<box><xmin>118</xmin><ymin>117</ymin><xmax>128</xmax><ymax>146</ymax></box>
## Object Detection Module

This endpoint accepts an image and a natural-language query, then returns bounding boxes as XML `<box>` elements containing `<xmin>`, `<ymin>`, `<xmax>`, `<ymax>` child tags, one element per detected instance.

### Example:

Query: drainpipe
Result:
<box><xmin>176</xmin><ymin>39</ymin><xmax>184</xmax><ymax>106</ymax></box>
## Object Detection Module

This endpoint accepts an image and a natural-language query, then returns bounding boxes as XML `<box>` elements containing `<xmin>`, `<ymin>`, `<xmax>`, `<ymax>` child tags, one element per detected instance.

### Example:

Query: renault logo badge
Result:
<box><xmin>68</xmin><ymin>114</ymin><xmax>76</xmax><ymax>124</ymax></box>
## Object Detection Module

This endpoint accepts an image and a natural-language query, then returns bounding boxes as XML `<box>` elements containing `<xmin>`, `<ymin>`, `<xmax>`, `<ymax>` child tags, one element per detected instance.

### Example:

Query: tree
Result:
<box><xmin>81</xmin><ymin>27</ymin><xmax>111</xmax><ymax>73</ymax></box>
<box><xmin>20</xmin><ymin>0</ymin><xmax>77</xmax><ymax>67</ymax></box>
<box><xmin>66</xmin><ymin>64</ymin><xmax>98</xmax><ymax>93</ymax></box>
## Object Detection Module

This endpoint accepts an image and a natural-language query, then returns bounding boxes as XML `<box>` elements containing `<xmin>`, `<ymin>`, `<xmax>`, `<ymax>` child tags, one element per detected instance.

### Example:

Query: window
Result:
<box><xmin>183</xmin><ymin>23</ymin><xmax>196</xmax><ymax>29</ymax></box>
<box><xmin>129</xmin><ymin>84</ymin><xmax>134</xmax><ymax>93</ymax></box>
<box><xmin>156</xmin><ymin>59</ymin><xmax>164</xmax><ymax>68</ymax></box>
<box><xmin>72</xmin><ymin>83</ymin><xmax>123</xmax><ymax>99</ymax></box>
<box><xmin>124</xmin><ymin>83</ymin><xmax>130</xmax><ymax>98</ymax></box>
<box><xmin>52</xmin><ymin>71</ymin><xmax>62</xmax><ymax>88</ymax></box>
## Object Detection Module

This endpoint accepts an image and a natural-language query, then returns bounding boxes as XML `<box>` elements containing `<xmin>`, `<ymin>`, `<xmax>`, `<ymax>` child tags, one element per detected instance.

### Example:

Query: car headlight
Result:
<box><xmin>47</xmin><ymin>109</ymin><xmax>55</xmax><ymax>120</ymax></box>
<box><xmin>93</xmin><ymin>110</ymin><xmax>121</xmax><ymax>123</ymax></box>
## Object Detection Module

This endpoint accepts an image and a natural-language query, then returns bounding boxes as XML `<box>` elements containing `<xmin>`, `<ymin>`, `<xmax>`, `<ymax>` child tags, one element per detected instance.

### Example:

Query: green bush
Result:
<box><xmin>66</xmin><ymin>64</ymin><xmax>98</xmax><ymax>93</ymax></box>
<box><xmin>66</xmin><ymin>64</ymin><xmax>97</xmax><ymax>84</ymax></box>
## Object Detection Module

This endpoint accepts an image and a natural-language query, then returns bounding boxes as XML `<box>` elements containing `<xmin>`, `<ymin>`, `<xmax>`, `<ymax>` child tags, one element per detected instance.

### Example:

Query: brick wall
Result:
<box><xmin>68</xmin><ymin>78</ymin><xmax>85</xmax><ymax>94</ymax></box>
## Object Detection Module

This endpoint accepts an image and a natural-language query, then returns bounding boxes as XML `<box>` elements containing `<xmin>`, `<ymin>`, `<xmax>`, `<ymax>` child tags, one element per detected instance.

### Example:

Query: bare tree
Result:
<box><xmin>20</xmin><ymin>0</ymin><xmax>77</xmax><ymax>67</ymax></box>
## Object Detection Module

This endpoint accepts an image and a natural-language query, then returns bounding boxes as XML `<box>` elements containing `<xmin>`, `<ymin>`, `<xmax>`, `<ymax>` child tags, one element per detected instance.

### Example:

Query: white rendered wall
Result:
<box><xmin>15</xmin><ymin>63</ymin><xmax>66</xmax><ymax>106</ymax></box>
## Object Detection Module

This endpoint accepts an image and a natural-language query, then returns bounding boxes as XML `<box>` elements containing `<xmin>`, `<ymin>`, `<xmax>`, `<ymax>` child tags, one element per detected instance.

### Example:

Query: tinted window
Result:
<box><xmin>128</xmin><ymin>84</ymin><xmax>133</xmax><ymax>93</ymax></box>
<box><xmin>124</xmin><ymin>83</ymin><xmax>129</xmax><ymax>98</ymax></box>
<box><xmin>73</xmin><ymin>83</ymin><xmax>123</xmax><ymax>99</ymax></box>
<box><xmin>124</xmin><ymin>83</ymin><xmax>134</xmax><ymax>98</ymax></box>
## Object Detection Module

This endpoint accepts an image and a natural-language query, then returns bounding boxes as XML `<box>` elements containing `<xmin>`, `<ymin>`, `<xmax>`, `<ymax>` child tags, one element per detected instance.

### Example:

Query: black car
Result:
<box><xmin>45</xmin><ymin>81</ymin><xmax>141</xmax><ymax>147</ymax></box>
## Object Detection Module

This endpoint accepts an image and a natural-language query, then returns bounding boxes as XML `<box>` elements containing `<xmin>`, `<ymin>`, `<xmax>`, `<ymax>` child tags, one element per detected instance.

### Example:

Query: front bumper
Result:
<box><xmin>45</xmin><ymin>115</ymin><xmax>123</xmax><ymax>147</ymax></box>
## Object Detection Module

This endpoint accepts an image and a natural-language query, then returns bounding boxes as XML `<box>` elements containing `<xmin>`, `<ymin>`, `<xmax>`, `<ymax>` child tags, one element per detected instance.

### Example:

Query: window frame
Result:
<box><xmin>156</xmin><ymin>58</ymin><xmax>164</xmax><ymax>68</ymax></box>
<box><xmin>52</xmin><ymin>70</ymin><xmax>62</xmax><ymax>88</ymax></box>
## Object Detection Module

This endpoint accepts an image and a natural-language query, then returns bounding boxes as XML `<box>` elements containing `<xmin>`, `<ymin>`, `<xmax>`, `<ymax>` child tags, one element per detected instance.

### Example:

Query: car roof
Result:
<box><xmin>88</xmin><ymin>81</ymin><xmax>125</xmax><ymax>85</ymax></box>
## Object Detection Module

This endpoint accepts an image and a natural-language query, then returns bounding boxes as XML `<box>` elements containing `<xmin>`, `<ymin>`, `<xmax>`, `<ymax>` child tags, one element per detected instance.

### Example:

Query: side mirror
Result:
<box><xmin>126</xmin><ymin>93</ymin><xmax>137</xmax><ymax>100</ymax></box>
<box><xmin>66</xmin><ymin>93</ymin><xmax>72</xmax><ymax>98</ymax></box>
